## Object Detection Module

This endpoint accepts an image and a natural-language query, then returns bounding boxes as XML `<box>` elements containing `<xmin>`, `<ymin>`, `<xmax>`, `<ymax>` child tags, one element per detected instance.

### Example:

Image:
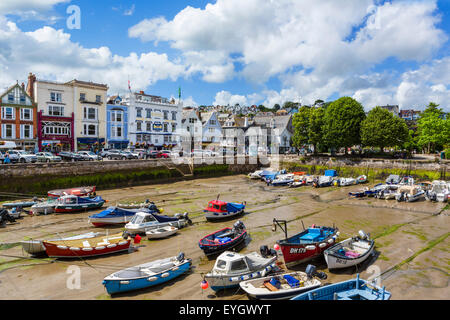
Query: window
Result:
<box><xmin>146</xmin><ymin>109</ymin><xmax>152</xmax><ymax>119</ymax></box>
<box><xmin>136</xmin><ymin>122</ymin><xmax>142</xmax><ymax>131</ymax></box>
<box><xmin>111</xmin><ymin>126</ymin><xmax>123</xmax><ymax>138</ymax></box>
<box><xmin>20</xmin><ymin>95</ymin><xmax>26</xmax><ymax>103</ymax></box>
<box><xmin>189</xmin><ymin>118</ymin><xmax>196</xmax><ymax>124</ymax></box>
<box><xmin>163</xmin><ymin>123</ymin><xmax>168</xmax><ymax>132</ymax></box>
<box><xmin>216</xmin><ymin>260</ymin><xmax>227</xmax><ymax>270</ymax></box>
<box><xmin>8</xmin><ymin>93</ymin><xmax>14</xmax><ymax>102</ymax></box>
<box><xmin>163</xmin><ymin>111</ymin><xmax>169</xmax><ymax>120</ymax></box>
<box><xmin>50</xmin><ymin>92</ymin><xmax>62</xmax><ymax>102</ymax></box>
<box><xmin>111</xmin><ymin>110</ymin><xmax>123</xmax><ymax>123</ymax></box>
<box><xmin>172</xmin><ymin>112</ymin><xmax>177</xmax><ymax>121</ymax></box>
<box><xmin>172</xmin><ymin>124</ymin><xmax>176</xmax><ymax>132</ymax></box>
<box><xmin>48</xmin><ymin>105</ymin><xmax>64</xmax><ymax>117</ymax></box>
<box><xmin>1</xmin><ymin>107</ymin><xmax>15</xmax><ymax>120</ymax></box>
<box><xmin>209</xmin><ymin>128</ymin><xmax>214</xmax><ymax>133</ymax></box>
<box><xmin>83</xmin><ymin>107</ymin><xmax>97</xmax><ymax>120</ymax></box>
<box><xmin>230</xmin><ymin>259</ymin><xmax>248</xmax><ymax>272</ymax></box>
<box><xmin>83</xmin><ymin>124</ymin><xmax>97</xmax><ymax>136</ymax></box>
<box><xmin>21</xmin><ymin>125</ymin><xmax>33</xmax><ymax>139</ymax></box>
<box><xmin>164</xmin><ymin>136</ymin><xmax>170</xmax><ymax>143</ymax></box>
<box><xmin>210</xmin><ymin>120</ymin><xmax>216</xmax><ymax>125</ymax></box>
<box><xmin>136</xmin><ymin>108</ymin><xmax>142</xmax><ymax>118</ymax></box>
<box><xmin>1</xmin><ymin>124</ymin><xmax>15</xmax><ymax>139</ymax></box>
<box><xmin>146</xmin><ymin>122</ymin><xmax>152</xmax><ymax>132</ymax></box>
<box><xmin>96</xmin><ymin>95</ymin><xmax>101</xmax><ymax>103</ymax></box>
<box><xmin>20</xmin><ymin>108</ymin><xmax>33</xmax><ymax>121</ymax></box>
<box><xmin>80</xmin><ymin>93</ymin><xmax>86</xmax><ymax>101</ymax></box>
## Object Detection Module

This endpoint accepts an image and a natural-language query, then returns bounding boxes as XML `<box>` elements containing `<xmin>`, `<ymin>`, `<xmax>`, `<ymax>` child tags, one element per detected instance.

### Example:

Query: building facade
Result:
<box><xmin>200</xmin><ymin>111</ymin><xmax>223</xmax><ymax>148</ymax></box>
<box><xmin>106</xmin><ymin>95</ymin><xmax>129</xmax><ymax>149</ymax></box>
<box><xmin>123</xmin><ymin>91</ymin><xmax>182</xmax><ymax>150</ymax></box>
<box><xmin>0</xmin><ymin>82</ymin><xmax>38</xmax><ymax>151</ymax></box>
<box><xmin>180</xmin><ymin>107</ymin><xmax>202</xmax><ymax>152</ymax></box>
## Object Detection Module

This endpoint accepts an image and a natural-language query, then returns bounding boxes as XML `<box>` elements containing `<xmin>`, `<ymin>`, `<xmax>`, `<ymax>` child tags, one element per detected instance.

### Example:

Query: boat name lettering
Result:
<box><xmin>289</xmin><ymin>248</ymin><xmax>307</xmax><ymax>254</ymax></box>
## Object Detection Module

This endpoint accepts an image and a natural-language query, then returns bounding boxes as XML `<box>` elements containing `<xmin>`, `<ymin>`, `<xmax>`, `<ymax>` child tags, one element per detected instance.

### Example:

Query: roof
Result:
<box><xmin>252</xmin><ymin>115</ymin><xmax>293</xmax><ymax>132</ymax></box>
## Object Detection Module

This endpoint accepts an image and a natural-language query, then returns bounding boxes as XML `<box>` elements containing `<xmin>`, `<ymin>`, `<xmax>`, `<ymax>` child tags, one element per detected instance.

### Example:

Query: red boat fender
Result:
<box><xmin>134</xmin><ymin>234</ymin><xmax>142</xmax><ymax>244</ymax></box>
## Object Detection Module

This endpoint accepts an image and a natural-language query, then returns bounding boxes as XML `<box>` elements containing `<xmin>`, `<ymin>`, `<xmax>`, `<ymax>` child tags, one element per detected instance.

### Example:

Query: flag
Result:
<box><xmin>178</xmin><ymin>86</ymin><xmax>181</xmax><ymax>99</ymax></box>
<box><xmin>128</xmin><ymin>79</ymin><xmax>131</xmax><ymax>91</ymax></box>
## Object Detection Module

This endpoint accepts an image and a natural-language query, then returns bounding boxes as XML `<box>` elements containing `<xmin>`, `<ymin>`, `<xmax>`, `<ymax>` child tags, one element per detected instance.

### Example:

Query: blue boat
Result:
<box><xmin>291</xmin><ymin>274</ymin><xmax>391</xmax><ymax>300</ymax></box>
<box><xmin>88</xmin><ymin>206</ymin><xmax>158</xmax><ymax>227</ymax></box>
<box><xmin>102</xmin><ymin>253</ymin><xmax>192</xmax><ymax>295</ymax></box>
<box><xmin>364</xmin><ymin>183</ymin><xmax>385</xmax><ymax>197</ymax></box>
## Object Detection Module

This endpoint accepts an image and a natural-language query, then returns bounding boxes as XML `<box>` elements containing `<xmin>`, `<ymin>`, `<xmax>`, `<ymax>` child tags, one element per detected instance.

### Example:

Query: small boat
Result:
<box><xmin>385</xmin><ymin>175</ymin><xmax>400</xmax><ymax>185</ymax></box>
<box><xmin>103</xmin><ymin>252</ymin><xmax>192</xmax><ymax>295</ymax></box>
<box><xmin>239</xmin><ymin>266</ymin><xmax>323</xmax><ymax>300</ymax></box>
<box><xmin>363</xmin><ymin>183</ymin><xmax>385</xmax><ymax>197</ymax></box>
<box><xmin>116</xmin><ymin>199</ymin><xmax>154</xmax><ymax>209</ymax></box>
<box><xmin>336</xmin><ymin>177</ymin><xmax>356</xmax><ymax>187</ymax></box>
<box><xmin>274</xmin><ymin>220</ymin><xmax>339</xmax><ymax>267</ymax></box>
<box><xmin>30</xmin><ymin>199</ymin><xmax>57</xmax><ymax>215</ymax></box>
<box><xmin>146</xmin><ymin>226</ymin><xmax>178</xmax><ymax>239</ymax></box>
<box><xmin>204</xmin><ymin>251</ymin><xmax>277</xmax><ymax>291</ymax></box>
<box><xmin>291</xmin><ymin>274</ymin><xmax>391</xmax><ymax>300</ymax></box>
<box><xmin>356</xmin><ymin>175</ymin><xmax>367</xmax><ymax>184</ymax></box>
<box><xmin>269</xmin><ymin>174</ymin><xmax>295</xmax><ymax>186</ymax></box>
<box><xmin>0</xmin><ymin>209</ymin><xmax>15</xmax><ymax>227</ymax></box>
<box><xmin>289</xmin><ymin>179</ymin><xmax>306</xmax><ymax>188</ymax></box>
<box><xmin>261</xmin><ymin>169</ymin><xmax>286</xmax><ymax>182</ymax></box>
<box><xmin>204</xmin><ymin>199</ymin><xmax>246</xmax><ymax>222</ymax></box>
<box><xmin>54</xmin><ymin>195</ymin><xmax>105</xmax><ymax>213</ymax></box>
<box><xmin>125</xmin><ymin>211</ymin><xmax>191</xmax><ymax>234</ymax></box>
<box><xmin>313</xmin><ymin>176</ymin><xmax>334</xmax><ymax>188</ymax></box>
<box><xmin>395</xmin><ymin>185</ymin><xmax>425</xmax><ymax>202</ymax></box>
<box><xmin>88</xmin><ymin>206</ymin><xmax>160</xmax><ymax>227</ymax></box>
<box><xmin>2</xmin><ymin>200</ymin><xmax>37</xmax><ymax>209</ymax></box>
<box><xmin>324</xmin><ymin>230</ymin><xmax>375</xmax><ymax>270</ymax></box>
<box><xmin>348</xmin><ymin>190</ymin><xmax>366</xmax><ymax>198</ymax></box>
<box><xmin>425</xmin><ymin>180</ymin><xmax>449</xmax><ymax>203</ymax></box>
<box><xmin>48</xmin><ymin>186</ymin><xmax>96</xmax><ymax>198</ymax></box>
<box><xmin>374</xmin><ymin>184</ymin><xmax>398</xmax><ymax>199</ymax></box>
<box><xmin>21</xmin><ymin>232</ymin><xmax>100</xmax><ymax>256</ymax></box>
<box><xmin>42</xmin><ymin>232</ymin><xmax>131</xmax><ymax>258</ymax></box>
<box><xmin>6</xmin><ymin>207</ymin><xmax>23</xmax><ymax>219</ymax></box>
<box><xmin>198</xmin><ymin>221</ymin><xmax>247</xmax><ymax>256</ymax></box>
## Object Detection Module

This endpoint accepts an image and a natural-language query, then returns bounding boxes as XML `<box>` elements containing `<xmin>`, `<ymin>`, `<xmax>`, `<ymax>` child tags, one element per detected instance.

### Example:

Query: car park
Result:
<box><xmin>36</xmin><ymin>152</ymin><xmax>62</xmax><ymax>163</ymax></box>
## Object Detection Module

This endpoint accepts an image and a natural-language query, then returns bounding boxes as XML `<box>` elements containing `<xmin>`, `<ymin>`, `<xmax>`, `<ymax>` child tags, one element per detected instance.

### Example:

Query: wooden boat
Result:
<box><xmin>125</xmin><ymin>211</ymin><xmax>191</xmax><ymax>234</ymax></box>
<box><xmin>103</xmin><ymin>253</ymin><xmax>192</xmax><ymax>295</ymax></box>
<box><xmin>273</xmin><ymin>219</ymin><xmax>339</xmax><ymax>267</ymax></box>
<box><xmin>204</xmin><ymin>199</ymin><xmax>245</xmax><ymax>222</ymax></box>
<box><xmin>88</xmin><ymin>206</ymin><xmax>159</xmax><ymax>227</ymax></box>
<box><xmin>239</xmin><ymin>270</ymin><xmax>322</xmax><ymax>300</ymax></box>
<box><xmin>48</xmin><ymin>186</ymin><xmax>96</xmax><ymax>198</ymax></box>
<box><xmin>21</xmin><ymin>232</ymin><xmax>100</xmax><ymax>256</ymax></box>
<box><xmin>324</xmin><ymin>231</ymin><xmax>375</xmax><ymax>270</ymax></box>
<box><xmin>198</xmin><ymin>221</ymin><xmax>247</xmax><ymax>256</ymax></box>
<box><xmin>54</xmin><ymin>195</ymin><xmax>105</xmax><ymax>213</ymax></box>
<box><xmin>291</xmin><ymin>274</ymin><xmax>391</xmax><ymax>300</ymax></box>
<box><xmin>42</xmin><ymin>232</ymin><xmax>131</xmax><ymax>258</ymax></box>
<box><xmin>146</xmin><ymin>226</ymin><xmax>178</xmax><ymax>239</ymax></box>
<box><xmin>204</xmin><ymin>251</ymin><xmax>277</xmax><ymax>291</ymax></box>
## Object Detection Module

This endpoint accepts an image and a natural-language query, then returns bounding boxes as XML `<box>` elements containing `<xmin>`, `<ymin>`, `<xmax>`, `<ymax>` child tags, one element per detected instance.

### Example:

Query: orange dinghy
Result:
<box><xmin>42</xmin><ymin>232</ymin><xmax>131</xmax><ymax>258</ymax></box>
<box><xmin>293</xmin><ymin>172</ymin><xmax>306</xmax><ymax>176</ymax></box>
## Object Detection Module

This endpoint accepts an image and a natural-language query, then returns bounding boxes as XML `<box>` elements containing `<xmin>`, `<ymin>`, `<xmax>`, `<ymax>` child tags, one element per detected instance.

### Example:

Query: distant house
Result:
<box><xmin>379</xmin><ymin>105</ymin><xmax>400</xmax><ymax>117</ymax></box>
<box><xmin>106</xmin><ymin>95</ymin><xmax>128</xmax><ymax>150</ymax></box>
<box><xmin>200</xmin><ymin>111</ymin><xmax>223</xmax><ymax>149</ymax></box>
<box><xmin>399</xmin><ymin>109</ymin><xmax>421</xmax><ymax>121</ymax></box>
<box><xmin>248</xmin><ymin>115</ymin><xmax>294</xmax><ymax>153</ymax></box>
<box><xmin>180</xmin><ymin>107</ymin><xmax>202</xmax><ymax>151</ymax></box>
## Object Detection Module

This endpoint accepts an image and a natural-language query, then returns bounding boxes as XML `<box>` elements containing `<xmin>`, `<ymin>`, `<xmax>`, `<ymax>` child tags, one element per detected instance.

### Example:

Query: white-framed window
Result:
<box><xmin>20</xmin><ymin>108</ymin><xmax>33</xmax><ymax>121</ymax></box>
<box><xmin>136</xmin><ymin>108</ymin><xmax>142</xmax><ymax>118</ymax></box>
<box><xmin>163</xmin><ymin>123</ymin><xmax>168</xmax><ymax>132</ymax></box>
<box><xmin>210</xmin><ymin>120</ymin><xmax>216</xmax><ymax>125</ymax></box>
<box><xmin>163</xmin><ymin>111</ymin><xmax>169</xmax><ymax>120</ymax></box>
<box><xmin>208</xmin><ymin>127</ymin><xmax>215</xmax><ymax>133</ymax></box>
<box><xmin>172</xmin><ymin>124</ymin><xmax>176</xmax><ymax>132</ymax></box>
<box><xmin>1</xmin><ymin>124</ymin><xmax>15</xmax><ymax>139</ymax></box>
<box><xmin>111</xmin><ymin>126</ymin><xmax>123</xmax><ymax>139</ymax></box>
<box><xmin>83</xmin><ymin>124</ymin><xmax>97</xmax><ymax>136</ymax></box>
<box><xmin>172</xmin><ymin>112</ymin><xmax>177</xmax><ymax>121</ymax></box>
<box><xmin>111</xmin><ymin>110</ymin><xmax>123</xmax><ymax>123</ymax></box>
<box><xmin>189</xmin><ymin>118</ymin><xmax>196</xmax><ymax>123</ymax></box>
<box><xmin>83</xmin><ymin>107</ymin><xmax>97</xmax><ymax>120</ymax></box>
<box><xmin>7</xmin><ymin>93</ymin><xmax>14</xmax><ymax>102</ymax></box>
<box><xmin>48</xmin><ymin>105</ymin><xmax>64</xmax><ymax>117</ymax></box>
<box><xmin>96</xmin><ymin>95</ymin><xmax>101</xmax><ymax>103</ymax></box>
<box><xmin>80</xmin><ymin>93</ymin><xmax>86</xmax><ymax>101</ymax></box>
<box><xmin>44</xmin><ymin>125</ymin><xmax>70</xmax><ymax>136</ymax></box>
<box><xmin>136</xmin><ymin>122</ymin><xmax>142</xmax><ymax>131</ymax></box>
<box><xmin>146</xmin><ymin>109</ymin><xmax>152</xmax><ymax>119</ymax></box>
<box><xmin>1</xmin><ymin>107</ymin><xmax>15</xmax><ymax>120</ymax></box>
<box><xmin>164</xmin><ymin>135</ymin><xmax>170</xmax><ymax>143</ymax></box>
<box><xmin>146</xmin><ymin>122</ymin><xmax>152</xmax><ymax>132</ymax></box>
<box><xmin>20</xmin><ymin>124</ymin><xmax>33</xmax><ymax>139</ymax></box>
<box><xmin>50</xmin><ymin>92</ymin><xmax>62</xmax><ymax>102</ymax></box>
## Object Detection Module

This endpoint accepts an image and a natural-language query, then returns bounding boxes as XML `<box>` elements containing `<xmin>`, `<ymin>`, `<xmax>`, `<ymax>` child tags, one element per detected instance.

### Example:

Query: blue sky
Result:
<box><xmin>0</xmin><ymin>0</ymin><xmax>449</xmax><ymax>110</ymax></box>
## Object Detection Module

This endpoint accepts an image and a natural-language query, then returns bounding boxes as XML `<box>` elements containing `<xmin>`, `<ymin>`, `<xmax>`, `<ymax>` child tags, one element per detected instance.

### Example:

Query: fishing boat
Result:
<box><xmin>204</xmin><ymin>199</ymin><xmax>246</xmax><ymax>222</ymax></box>
<box><xmin>88</xmin><ymin>206</ymin><xmax>160</xmax><ymax>227</ymax></box>
<box><xmin>48</xmin><ymin>186</ymin><xmax>96</xmax><ymax>198</ymax></box>
<box><xmin>42</xmin><ymin>232</ymin><xmax>131</xmax><ymax>258</ymax></box>
<box><xmin>291</xmin><ymin>274</ymin><xmax>391</xmax><ymax>300</ymax></box>
<box><xmin>30</xmin><ymin>199</ymin><xmax>57</xmax><ymax>215</ymax></box>
<box><xmin>324</xmin><ymin>230</ymin><xmax>375</xmax><ymax>270</ymax></box>
<box><xmin>239</xmin><ymin>266</ymin><xmax>324</xmax><ymax>300</ymax></box>
<box><xmin>395</xmin><ymin>185</ymin><xmax>425</xmax><ymax>202</ymax></box>
<box><xmin>146</xmin><ymin>226</ymin><xmax>178</xmax><ymax>239</ymax></box>
<box><xmin>125</xmin><ymin>211</ymin><xmax>191</xmax><ymax>234</ymax></box>
<box><xmin>54</xmin><ymin>195</ymin><xmax>105</xmax><ymax>213</ymax></box>
<box><xmin>269</xmin><ymin>174</ymin><xmax>295</xmax><ymax>186</ymax></box>
<box><xmin>102</xmin><ymin>252</ymin><xmax>192</xmax><ymax>295</ymax></box>
<box><xmin>21</xmin><ymin>232</ymin><xmax>101</xmax><ymax>256</ymax></box>
<box><xmin>198</xmin><ymin>221</ymin><xmax>247</xmax><ymax>256</ymax></box>
<box><xmin>425</xmin><ymin>180</ymin><xmax>449</xmax><ymax>203</ymax></box>
<box><xmin>2</xmin><ymin>200</ymin><xmax>37</xmax><ymax>209</ymax></box>
<box><xmin>272</xmin><ymin>219</ymin><xmax>339</xmax><ymax>267</ymax></box>
<box><xmin>204</xmin><ymin>251</ymin><xmax>278</xmax><ymax>291</ymax></box>
<box><xmin>313</xmin><ymin>176</ymin><xmax>334</xmax><ymax>188</ymax></box>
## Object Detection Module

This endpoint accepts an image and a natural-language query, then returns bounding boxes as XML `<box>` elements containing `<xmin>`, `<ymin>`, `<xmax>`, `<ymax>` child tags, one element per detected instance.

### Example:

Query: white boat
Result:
<box><xmin>204</xmin><ymin>251</ymin><xmax>277</xmax><ymax>292</ymax></box>
<box><xmin>30</xmin><ymin>199</ymin><xmax>57</xmax><ymax>215</ymax></box>
<box><xmin>239</xmin><ymin>271</ymin><xmax>322</xmax><ymax>300</ymax></box>
<box><xmin>146</xmin><ymin>226</ymin><xmax>178</xmax><ymax>239</ymax></box>
<box><xmin>324</xmin><ymin>231</ymin><xmax>375</xmax><ymax>270</ymax></box>
<box><xmin>125</xmin><ymin>211</ymin><xmax>190</xmax><ymax>234</ymax></box>
<box><xmin>356</xmin><ymin>175</ymin><xmax>367</xmax><ymax>184</ymax></box>
<box><xmin>21</xmin><ymin>232</ymin><xmax>101</xmax><ymax>256</ymax></box>
<box><xmin>269</xmin><ymin>174</ymin><xmax>295</xmax><ymax>186</ymax></box>
<box><xmin>375</xmin><ymin>184</ymin><xmax>399</xmax><ymax>199</ymax></box>
<box><xmin>336</xmin><ymin>178</ymin><xmax>356</xmax><ymax>187</ymax></box>
<box><xmin>425</xmin><ymin>180</ymin><xmax>449</xmax><ymax>203</ymax></box>
<box><xmin>7</xmin><ymin>207</ymin><xmax>22</xmax><ymax>219</ymax></box>
<box><xmin>395</xmin><ymin>185</ymin><xmax>425</xmax><ymax>202</ymax></box>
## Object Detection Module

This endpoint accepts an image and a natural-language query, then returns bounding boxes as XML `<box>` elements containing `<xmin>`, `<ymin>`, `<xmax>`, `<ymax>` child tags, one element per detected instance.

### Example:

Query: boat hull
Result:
<box><xmin>54</xmin><ymin>201</ymin><xmax>105</xmax><ymax>213</ymax></box>
<box><xmin>204</xmin><ymin>209</ymin><xmax>244</xmax><ymax>222</ymax></box>
<box><xmin>199</xmin><ymin>229</ymin><xmax>247</xmax><ymax>256</ymax></box>
<box><xmin>324</xmin><ymin>240</ymin><xmax>375</xmax><ymax>270</ymax></box>
<box><xmin>43</xmin><ymin>239</ymin><xmax>131</xmax><ymax>258</ymax></box>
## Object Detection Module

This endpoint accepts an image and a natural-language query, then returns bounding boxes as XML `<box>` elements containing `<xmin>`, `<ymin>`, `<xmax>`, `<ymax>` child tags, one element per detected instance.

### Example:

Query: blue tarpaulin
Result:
<box><xmin>325</xmin><ymin>170</ymin><xmax>337</xmax><ymax>177</ymax></box>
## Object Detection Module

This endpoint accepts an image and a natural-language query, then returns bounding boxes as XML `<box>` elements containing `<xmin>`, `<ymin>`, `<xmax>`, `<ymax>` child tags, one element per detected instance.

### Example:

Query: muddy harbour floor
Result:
<box><xmin>0</xmin><ymin>174</ymin><xmax>448</xmax><ymax>300</ymax></box>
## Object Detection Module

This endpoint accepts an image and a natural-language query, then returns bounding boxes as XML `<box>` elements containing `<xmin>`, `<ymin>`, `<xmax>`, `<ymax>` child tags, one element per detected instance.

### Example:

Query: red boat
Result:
<box><xmin>42</xmin><ymin>232</ymin><xmax>131</xmax><ymax>258</ymax></box>
<box><xmin>273</xmin><ymin>219</ymin><xmax>339</xmax><ymax>267</ymax></box>
<box><xmin>48</xmin><ymin>186</ymin><xmax>96</xmax><ymax>198</ymax></box>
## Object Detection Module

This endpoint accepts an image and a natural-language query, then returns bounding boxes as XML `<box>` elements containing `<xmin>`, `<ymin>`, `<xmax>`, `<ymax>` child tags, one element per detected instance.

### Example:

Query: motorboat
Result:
<box><xmin>48</xmin><ymin>186</ymin><xmax>96</xmax><ymax>198</ymax></box>
<box><xmin>385</xmin><ymin>175</ymin><xmax>400</xmax><ymax>185</ymax></box>
<box><xmin>395</xmin><ymin>185</ymin><xmax>425</xmax><ymax>202</ymax></box>
<box><xmin>146</xmin><ymin>226</ymin><xmax>179</xmax><ymax>239</ymax></box>
<box><xmin>313</xmin><ymin>176</ymin><xmax>334</xmax><ymax>188</ymax></box>
<box><xmin>54</xmin><ymin>195</ymin><xmax>105</xmax><ymax>213</ymax></box>
<box><xmin>198</xmin><ymin>221</ymin><xmax>247</xmax><ymax>256</ymax></box>
<box><xmin>30</xmin><ymin>199</ymin><xmax>58</xmax><ymax>215</ymax></box>
<box><xmin>374</xmin><ymin>184</ymin><xmax>399</xmax><ymax>199</ymax></box>
<box><xmin>269</xmin><ymin>174</ymin><xmax>295</xmax><ymax>186</ymax></box>
<box><xmin>425</xmin><ymin>180</ymin><xmax>449</xmax><ymax>202</ymax></box>
<box><xmin>204</xmin><ymin>199</ymin><xmax>245</xmax><ymax>222</ymax></box>
<box><xmin>336</xmin><ymin>177</ymin><xmax>356</xmax><ymax>187</ymax></box>
<box><xmin>88</xmin><ymin>206</ymin><xmax>160</xmax><ymax>227</ymax></box>
<box><xmin>125</xmin><ymin>211</ymin><xmax>191</xmax><ymax>234</ymax></box>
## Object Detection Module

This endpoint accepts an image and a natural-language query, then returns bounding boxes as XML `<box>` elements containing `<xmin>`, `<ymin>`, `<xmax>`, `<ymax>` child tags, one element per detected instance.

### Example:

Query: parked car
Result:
<box><xmin>126</xmin><ymin>149</ymin><xmax>144</xmax><ymax>159</ymax></box>
<box><xmin>58</xmin><ymin>151</ymin><xmax>83</xmax><ymax>162</ymax></box>
<box><xmin>157</xmin><ymin>151</ymin><xmax>170</xmax><ymax>159</ymax></box>
<box><xmin>77</xmin><ymin>151</ymin><xmax>102</xmax><ymax>161</ymax></box>
<box><xmin>0</xmin><ymin>150</ymin><xmax>19</xmax><ymax>163</ymax></box>
<box><xmin>146</xmin><ymin>150</ymin><xmax>160</xmax><ymax>159</ymax></box>
<box><xmin>8</xmin><ymin>150</ymin><xmax>37</xmax><ymax>163</ymax></box>
<box><xmin>36</xmin><ymin>152</ymin><xmax>62</xmax><ymax>163</ymax></box>
<box><xmin>105</xmin><ymin>150</ymin><xmax>135</xmax><ymax>160</ymax></box>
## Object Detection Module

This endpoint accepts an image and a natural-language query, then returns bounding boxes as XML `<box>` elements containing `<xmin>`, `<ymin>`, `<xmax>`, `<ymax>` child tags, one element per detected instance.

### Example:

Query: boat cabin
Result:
<box><xmin>57</xmin><ymin>195</ymin><xmax>79</xmax><ymax>205</ymax></box>
<box><xmin>213</xmin><ymin>252</ymin><xmax>250</xmax><ymax>275</ymax></box>
<box><xmin>206</xmin><ymin>200</ymin><xmax>229</xmax><ymax>213</ymax></box>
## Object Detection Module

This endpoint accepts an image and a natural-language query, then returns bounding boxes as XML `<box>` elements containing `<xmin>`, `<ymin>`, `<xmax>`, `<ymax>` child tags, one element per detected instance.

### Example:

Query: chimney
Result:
<box><xmin>21</xmin><ymin>82</ymin><xmax>25</xmax><ymax>90</ymax></box>
<box><xmin>27</xmin><ymin>73</ymin><xmax>36</xmax><ymax>102</ymax></box>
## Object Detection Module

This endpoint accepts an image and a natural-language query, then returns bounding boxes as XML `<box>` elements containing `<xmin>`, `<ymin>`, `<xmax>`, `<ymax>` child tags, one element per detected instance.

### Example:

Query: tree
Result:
<box><xmin>308</xmin><ymin>107</ymin><xmax>325</xmax><ymax>154</ymax></box>
<box><xmin>360</xmin><ymin>106</ymin><xmax>409</xmax><ymax>152</ymax></box>
<box><xmin>283</xmin><ymin>101</ymin><xmax>298</xmax><ymax>110</ymax></box>
<box><xmin>273</xmin><ymin>104</ymin><xmax>281</xmax><ymax>111</ymax></box>
<box><xmin>416</xmin><ymin>103</ymin><xmax>450</xmax><ymax>153</ymax></box>
<box><xmin>292</xmin><ymin>106</ymin><xmax>311</xmax><ymax>148</ymax></box>
<box><xmin>322</xmin><ymin>97</ymin><xmax>366</xmax><ymax>153</ymax></box>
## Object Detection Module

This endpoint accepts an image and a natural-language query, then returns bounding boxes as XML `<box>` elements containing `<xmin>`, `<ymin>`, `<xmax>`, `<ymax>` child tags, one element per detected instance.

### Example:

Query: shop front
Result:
<box><xmin>77</xmin><ymin>137</ymin><xmax>106</xmax><ymax>152</ymax></box>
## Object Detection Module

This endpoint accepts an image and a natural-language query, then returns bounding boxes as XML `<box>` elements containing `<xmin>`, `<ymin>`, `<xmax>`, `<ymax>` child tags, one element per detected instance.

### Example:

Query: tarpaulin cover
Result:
<box><xmin>226</xmin><ymin>202</ymin><xmax>245</xmax><ymax>213</ymax></box>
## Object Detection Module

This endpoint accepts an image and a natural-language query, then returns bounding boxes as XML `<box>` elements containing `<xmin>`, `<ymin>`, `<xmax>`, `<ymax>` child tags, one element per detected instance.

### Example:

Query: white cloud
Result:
<box><xmin>213</xmin><ymin>91</ymin><xmax>249</xmax><ymax>106</ymax></box>
<box><xmin>181</xmin><ymin>96</ymin><xmax>198</xmax><ymax>108</ymax></box>
<box><xmin>0</xmin><ymin>0</ymin><xmax>69</xmax><ymax>13</ymax></box>
<box><xmin>124</xmin><ymin>4</ymin><xmax>135</xmax><ymax>16</ymax></box>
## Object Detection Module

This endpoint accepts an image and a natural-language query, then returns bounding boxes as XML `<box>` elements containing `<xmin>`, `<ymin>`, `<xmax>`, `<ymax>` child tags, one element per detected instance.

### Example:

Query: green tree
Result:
<box><xmin>308</xmin><ymin>107</ymin><xmax>325</xmax><ymax>154</ymax></box>
<box><xmin>273</xmin><ymin>104</ymin><xmax>281</xmax><ymax>111</ymax></box>
<box><xmin>283</xmin><ymin>101</ymin><xmax>298</xmax><ymax>110</ymax></box>
<box><xmin>416</xmin><ymin>103</ymin><xmax>449</xmax><ymax>153</ymax></box>
<box><xmin>322</xmin><ymin>97</ymin><xmax>366</xmax><ymax>154</ymax></box>
<box><xmin>360</xmin><ymin>106</ymin><xmax>409</xmax><ymax>152</ymax></box>
<box><xmin>292</xmin><ymin>106</ymin><xmax>311</xmax><ymax>148</ymax></box>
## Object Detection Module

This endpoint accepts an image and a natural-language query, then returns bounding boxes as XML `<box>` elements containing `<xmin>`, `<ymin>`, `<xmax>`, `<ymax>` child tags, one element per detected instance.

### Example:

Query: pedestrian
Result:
<box><xmin>4</xmin><ymin>152</ymin><xmax>11</xmax><ymax>164</ymax></box>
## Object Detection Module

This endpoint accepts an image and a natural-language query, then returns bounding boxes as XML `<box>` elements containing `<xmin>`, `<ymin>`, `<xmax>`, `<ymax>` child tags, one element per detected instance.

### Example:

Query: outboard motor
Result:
<box><xmin>176</xmin><ymin>252</ymin><xmax>185</xmax><ymax>262</ymax></box>
<box><xmin>233</xmin><ymin>220</ymin><xmax>245</xmax><ymax>233</ymax></box>
<box><xmin>183</xmin><ymin>212</ymin><xmax>192</xmax><ymax>225</ymax></box>
<box><xmin>260</xmin><ymin>245</ymin><xmax>277</xmax><ymax>257</ymax></box>
<box><xmin>358</xmin><ymin>230</ymin><xmax>368</xmax><ymax>240</ymax></box>
<box><xmin>306</xmin><ymin>264</ymin><xmax>327</xmax><ymax>280</ymax></box>
<box><xmin>148</xmin><ymin>202</ymin><xmax>159</xmax><ymax>212</ymax></box>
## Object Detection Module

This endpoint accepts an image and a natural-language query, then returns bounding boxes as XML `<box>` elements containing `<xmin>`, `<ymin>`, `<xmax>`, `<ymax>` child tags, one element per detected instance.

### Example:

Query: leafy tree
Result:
<box><xmin>292</xmin><ymin>106</ymin><xmax>311</xmax><ymax>148</ymax></box>
<box><xmin>322</xmin><ymin>97</ymin><xmax>366</xmax><ymax>153</ymax></box>
<box><xmin>308</xmin><ymin>107</ymin><xmax>325</xmax><ymax>154</ymax></box>
<box><xmin>416</xmin><ymin>103</ymin><xmax>449</xmax><ymax>153</ymax></box>
<box><xmin>283</xmin><ymin>101</ymin><xmax>298</xmax><ymax>110</ymax></box>
<box><xmin>273</xmin><ymin>104</ymin><xmax>281</xmax><ymax>111</ymax></box>
<box><xmin>360</xmin><ymin>106</ymin><xmax>409</xmax><ymax>152</ymax></box>
<box><xmin>314</xmin><ymin>99</ymin><xmax>324</xmax><ymax>106</ymax></box>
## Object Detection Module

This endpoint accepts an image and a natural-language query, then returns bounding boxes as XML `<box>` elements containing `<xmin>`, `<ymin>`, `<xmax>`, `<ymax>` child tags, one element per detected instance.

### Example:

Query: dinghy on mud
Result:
<box><xmin>204</xmin><ymin>199</ymin><xmax>246</xmax><ymax>222</ymax></box>
<box><xmin>198</xmin><ymin>221</ymin><xmax>247</xmax><ymax>256</ymax></box>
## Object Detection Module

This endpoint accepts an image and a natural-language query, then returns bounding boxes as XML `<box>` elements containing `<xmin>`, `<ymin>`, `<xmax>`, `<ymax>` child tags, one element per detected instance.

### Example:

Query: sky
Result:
<box><xmin>0</xmin><ymin>0</ymin><xmax>449</xmax><ymax>111</ymax></box>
